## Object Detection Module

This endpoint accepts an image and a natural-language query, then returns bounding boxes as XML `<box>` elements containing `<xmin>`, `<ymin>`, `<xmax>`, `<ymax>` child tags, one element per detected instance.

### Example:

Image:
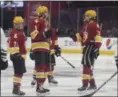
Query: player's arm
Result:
<box><xmin>94</xmin><ymin>24</ymin><xmax>102</xmax><ymax>49</ymax></box>
<box><xmin>67</xmin><ymin>28</ymin><xmax>82</xmax><ymax>43</ymax></box>
<box><xmin>30</xmin><ymin>19</ymin><xmax>52</xmax><ymax>40</ymax></box>
<box><xmin>92</xmin><ymin>23</ymin><xmax>102</xmax><ymax>59</ymax></box>
<box><xmin>18</xmin><ymin>33</ymin><xmax>27</xmax><ymax>59</ymax></box>
<box><xmin>30</xmin><ymin>19</ymin><xmax>42</xmax><ymax>40</ymax></box>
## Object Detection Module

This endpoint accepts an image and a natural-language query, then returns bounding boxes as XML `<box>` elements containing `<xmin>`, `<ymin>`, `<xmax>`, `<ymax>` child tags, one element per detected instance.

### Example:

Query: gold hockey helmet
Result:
<box><xmin>13</xmin><ymin>16</ymin><xmax>24</xmax><ymax>24</ymax></box>
<box><xmin>85</xmin><ymin>10</ymin><xmax>97</xmax><ymax>18</ymax></box>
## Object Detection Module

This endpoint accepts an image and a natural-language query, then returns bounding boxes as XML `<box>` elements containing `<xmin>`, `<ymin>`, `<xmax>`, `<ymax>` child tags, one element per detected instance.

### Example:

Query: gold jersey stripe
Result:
<box><xmin>36</xmin><ymin>72</ymin><xmax>47</xmax><ymax>78</ymax></box>
<box><xmin>13</xmin><ymin>77</ymin><xmax>21</xmax><ymax>83</ymax></box>
<box><xmin>50</xmin><ymin>49</ymin><xmax>55</xmax><ymax>55</ymax></box>
<box><xmin>31</xmin><ymin>42</ymin><xmax>50</xmax><ymax>50</ymax></box>
<box><xmin>81</xmin><ymin>74</ymin><xmax>91</xmax><ymax>80</ymax></box>
<box><xmin>54</xmin><ymin>40</ymin><xmax>58</xmax><ymax>45</ymax></box>
<box><xmin>8</xmin><ymin>47</ymin><xmax>19</xmax><ymax>54</ymax></box>
<box><xmin>30</xmin><ymin>30</ymin><xmax>39</xmax><ymax>39</ymax></box>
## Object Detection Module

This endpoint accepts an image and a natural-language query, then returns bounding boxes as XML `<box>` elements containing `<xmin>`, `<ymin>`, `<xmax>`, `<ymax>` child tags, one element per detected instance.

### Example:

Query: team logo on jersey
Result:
<box><xmin>106</xmin><ymin>39</ymin><xmax>112</xmax><ymax>50</ymax></box>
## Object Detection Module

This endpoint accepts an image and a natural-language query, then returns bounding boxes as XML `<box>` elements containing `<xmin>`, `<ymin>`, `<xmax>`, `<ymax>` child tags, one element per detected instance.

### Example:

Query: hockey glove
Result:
<box><xmin>115</xmin><ymin>56</ymin><xmax>118</xmax><ymax>69</ymax></box>
<box><xmin>56</xmin><ymin>28</ymin><xmax>67</xmax><ymax>35</ymax></box>
<box><xmin>55</xmin><ymin>46</ymin><xmax>61</xmax><ymax>57</ymax></box>
<box><xmin>29</xmin><ymin>51</ymin><xmax>34</xmax><ymax>60</ymax></box>
<box><xmin>67</xmin><ymin>28</ymin><xmax>76</xmax><ymax>38</ymax></box>
<box><xmin>1</xmin><ymin>48</ymin><xmax>7</xmax><ymax>61</ymax></box>
<box><xmin>44</xmin><ymin>29</ymin><xmax>52</xmax><ymax>39</ymax></box>
<box><xmin>1</xmin><ymin>59</ymin><xmax>8</xmax><ymax>70</ymax></box>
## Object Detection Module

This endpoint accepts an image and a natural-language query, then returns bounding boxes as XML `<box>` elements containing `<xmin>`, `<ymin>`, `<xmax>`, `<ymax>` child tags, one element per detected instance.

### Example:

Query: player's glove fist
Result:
<box><xmin>115</xmin><ymin>56</ymin><xmax>118</xmax><ymax>69</ymax></box>
<box><xmin>21</xmin><ymin>55</ymin><xmax>27</xmax><ymax>60</ymax></box>
<box><xmin>55</xmin><ymin>46</ymin><xmax>61</xmax><ymax>57</ymax></box>
<box><xmin>29</xmin><ymin>51</ymin><xmax>34</xmax><ymax>60</ymax></box>
<box><xmin>56</xmin><ymin>28</ymin><xmax>66</xmax><ymax>35</ymax></box>
<box><xmin>44</xmin><ymin>29</ymin><xmax>52</xmax><ymax>39</ymax></box>
<box><xmin>1</xmin><ymin>60</ymin><xmax>8</xmax><ymax>70</ymax></box>
<box><xmin>67</xmin><ymin>28</ymin><xmax>76</xmax><ymax>38</ymax></box>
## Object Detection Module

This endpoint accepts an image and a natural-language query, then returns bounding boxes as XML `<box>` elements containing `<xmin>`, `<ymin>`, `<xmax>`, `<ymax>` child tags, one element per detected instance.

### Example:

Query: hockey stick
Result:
<box><xmin>80</xmin><ymin>70</ymin><xmax>118</xmax><ymax>97</ymax></box>
<box><xmin>60</xmin><ymin>56</ymin><xmax>75</xmax><ymax>69</ymax></box>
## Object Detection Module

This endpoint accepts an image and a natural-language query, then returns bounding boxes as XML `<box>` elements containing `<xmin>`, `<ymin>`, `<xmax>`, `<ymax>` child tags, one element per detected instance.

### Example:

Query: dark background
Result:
<box><xmin>0</xmin><ymin>1</ymin><xmax>118</xmax><ymax>37</ymax></box>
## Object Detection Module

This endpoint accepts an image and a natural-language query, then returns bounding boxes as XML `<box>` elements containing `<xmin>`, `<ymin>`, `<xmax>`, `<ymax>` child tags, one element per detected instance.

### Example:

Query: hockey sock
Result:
<box><xmin>89</xmin><ymin>78</ymin><xmax>96</xmax><ymax>86</ymax></box>
<box><xmin>13</xmin><ymin>73</ymin><xmax>23</xmax><ymax>88</ymax></box>
<box><xmin>48</xmin><ymin>65</ymin><xmax>54</xmax><ymax>78</ymax></box>
<box><xmin>36</xmin><ymin>65</ymin><xmax>47</xmax><ymax>89</ymax></box>
<box><xmin>82</xmin><ymin>65</ymin><xmax>91</xmax><ymax>87</ymax></box>
<box><xmin>89</xmin><ymin>68</ymin><xmax>96</xmax><ymax>86</ymax></box>
<box><xmin>33</xmin><ymin>69</ymin><xmax>36</xmax><ymax>80</ymax></box>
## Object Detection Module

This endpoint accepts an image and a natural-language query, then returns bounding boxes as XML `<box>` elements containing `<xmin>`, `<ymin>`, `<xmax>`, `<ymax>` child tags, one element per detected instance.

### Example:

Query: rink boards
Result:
<box><xmin>7</xmin><ymin>37</ymin><xmax>117</xmax><ymax>55</ymax></box>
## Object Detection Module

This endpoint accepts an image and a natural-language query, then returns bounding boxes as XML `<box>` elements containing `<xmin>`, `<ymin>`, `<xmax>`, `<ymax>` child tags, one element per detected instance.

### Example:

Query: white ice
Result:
<box><xmin>1</xmin><ymin>54</ymin><xmax>117</xmax><ymax>96</ymax></box>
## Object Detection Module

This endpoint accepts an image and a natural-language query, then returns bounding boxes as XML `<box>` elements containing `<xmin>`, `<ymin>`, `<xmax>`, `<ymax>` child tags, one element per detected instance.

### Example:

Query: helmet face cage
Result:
<box><xmin>14</xmin><ymin>22</ymin><xmax>24</xmax><ymax>30</ymax></box>
<box><xmin>13</xmin><ymin>16</ymin><xmax>24</xmax><ymax>30</ymax></box>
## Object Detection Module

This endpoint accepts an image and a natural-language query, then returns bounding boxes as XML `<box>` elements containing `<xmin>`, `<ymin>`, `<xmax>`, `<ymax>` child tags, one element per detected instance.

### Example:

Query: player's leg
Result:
<box><xmin>78</xmin><ymin>45</ymin><xmax>93</xmax><ymax>91</ymax></box>
<box><xmin>88</xmin><ymin>68</ymin><xmax>97</xmax><ymax>90</ymax></box>
<box><xmin>88</xmin><ymin>50</ymin><xmax>97</xmax><ymax>90</ymax></box>
<box><xmin>48</xmin><ymin>54</ymin><xmax>58</xmax><ymax>85</ymax></box>
<box><xmin>34</xmin><ymin>51</ymin><xmax>49</xmax><ymax>94</ymax></box>
<box><xmin>29</xmin><ymin>51</ymin><xmax>37</xmax><ymax>86</ymax></box>
<box><xmin>10</xmin><ymin>53</ymin><xmax>26</xmax><ymax>95</ymax></box>
<box><xmin>31</xmin><ymin>69</ymin><xmax>37</xmax><ymax>86</ymax></box>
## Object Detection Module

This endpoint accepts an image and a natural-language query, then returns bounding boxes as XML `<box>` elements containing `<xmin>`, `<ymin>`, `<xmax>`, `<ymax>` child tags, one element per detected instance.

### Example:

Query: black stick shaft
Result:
<box><xmin>91</xmin><ymin>70</ymin><xmax>118</xmax><ymax>95</ymax></box>
<box><xmin>60</xmin><ymin>56</ymin><xmax>75</xmax><ymax>69</ymax></box>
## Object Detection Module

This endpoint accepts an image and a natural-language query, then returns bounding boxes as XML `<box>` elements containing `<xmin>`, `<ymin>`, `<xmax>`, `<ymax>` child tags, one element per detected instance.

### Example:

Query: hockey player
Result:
<box><xmin>8</xmin><ymin>16</ymin><xmax>27</xmax><ymax>95</ymax></box>
<box><xmin>30</xmin><ymin>28</ymin><xmax>61</xmax><ymax>86</ymax></box>
<box><xmin>67</xmin><ymin>10</ymin><xmax>102</xmax><ymax>91</ymax></box>
<box><xmin>0</xmin><ymin>27</ymin><xmax>8</xmax><ymax>71</ymax></box>
<box><xmin>48</xmin><ymin>28</ymin><xmax>61</xmax><ymax>85</ymax></box>
<box><xmin>30</xmin><ymin>5</ymin><xmax>52</xmax><ymax>94</ymax></box>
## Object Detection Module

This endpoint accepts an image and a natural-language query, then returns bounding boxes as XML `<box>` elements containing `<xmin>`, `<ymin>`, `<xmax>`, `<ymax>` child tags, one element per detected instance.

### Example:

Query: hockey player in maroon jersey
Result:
<box><xmin>48</xmin><ymin>28</ymin><xmax>61</xmax><ymax>85</ymax></box>
<box><xmin>30</xmin><ymin>6</ymin><xmax>53</xmax><ymax>94</ymax></box>
<box><xmin>8</xmin><ymin>16</ymin><xmax>27</xmax><ymax>95</ymax></box>
<box><xmin>30</xmin><ymin>28</ymin><xmax>61</xmax><ymax>86</ymax></box>
<box><xmin>67</xmin><ymin>10</ymin><xmax>102</xmax><ymax>91</ymax></box>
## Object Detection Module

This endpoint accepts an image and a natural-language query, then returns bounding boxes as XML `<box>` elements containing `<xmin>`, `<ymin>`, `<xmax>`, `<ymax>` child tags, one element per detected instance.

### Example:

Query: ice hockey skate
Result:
<box><xmin>31</xmin><ymin>79</ymin><xmax>36</xmax><ymax>87</ymax></box>
<box><xmin>12</xmin><ymin>87</ymin><xmax>25</xmax><ymax>96</ymax></box>
<box><xmin>36</xmin><ymin>87</ymin><xmax>50</xmax><ymax>96</ymax></box>
<box><xmin>48</xmin><ymin>76</ymin><xmax>58</xmax><ymax>86</ymax></box>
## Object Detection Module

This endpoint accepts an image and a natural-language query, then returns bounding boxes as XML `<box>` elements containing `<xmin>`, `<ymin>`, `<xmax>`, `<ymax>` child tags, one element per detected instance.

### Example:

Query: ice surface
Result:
<box><xmin>1</xmin><ymin>54</ymin><xmax>117</xmax><ymax>96</ymax></box>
